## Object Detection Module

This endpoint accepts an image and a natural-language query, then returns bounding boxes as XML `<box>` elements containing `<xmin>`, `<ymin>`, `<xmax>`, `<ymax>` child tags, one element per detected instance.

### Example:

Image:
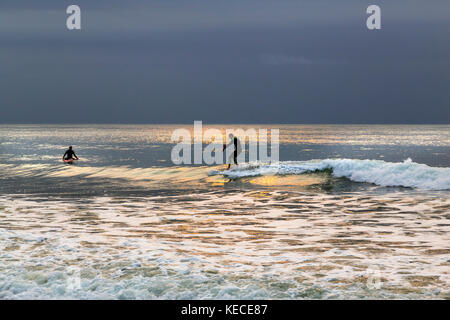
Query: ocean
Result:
<box><xmin>0</xmin><ymin>124</ymin><xmax>449</xmax><ymax>299</ymax></box>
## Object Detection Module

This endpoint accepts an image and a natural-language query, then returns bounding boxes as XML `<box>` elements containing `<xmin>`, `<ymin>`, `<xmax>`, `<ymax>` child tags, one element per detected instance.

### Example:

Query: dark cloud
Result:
<box><xmin>0</xmin><ymin>0</ymin><xmax>449</xmax><ymax>123</ymax></box>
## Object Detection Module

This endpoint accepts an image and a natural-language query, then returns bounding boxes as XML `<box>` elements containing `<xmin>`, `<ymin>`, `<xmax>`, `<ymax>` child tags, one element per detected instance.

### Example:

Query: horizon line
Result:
<box><xmin>0</xmin><ymin>122</ymin><xmax>449</xmax><ymax>126</ymax></box>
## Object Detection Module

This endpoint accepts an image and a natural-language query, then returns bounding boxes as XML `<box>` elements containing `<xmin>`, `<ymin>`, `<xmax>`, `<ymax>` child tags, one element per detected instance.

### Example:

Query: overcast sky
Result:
<box><xmin>1</xmin><ymin>0</ymin><xmax>449</xmax><ymax>124</ymax></box>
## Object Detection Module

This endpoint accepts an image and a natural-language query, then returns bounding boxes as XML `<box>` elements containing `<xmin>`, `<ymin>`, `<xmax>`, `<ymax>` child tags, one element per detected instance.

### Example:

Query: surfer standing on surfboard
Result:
<box><xmin>223</xmin><ymin>133</ymin><xmax>242</xmax><ymax>170</ymax></box>
<box><xmin>62</xmin><ymin>146</ymin><xmax>79</xmax><ymax>162</ymax></box>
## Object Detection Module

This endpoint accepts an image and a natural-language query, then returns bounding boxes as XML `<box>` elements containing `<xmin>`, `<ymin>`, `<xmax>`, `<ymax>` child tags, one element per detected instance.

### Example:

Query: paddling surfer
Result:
<box><xmin>62</xmin><ymin>146</ymin><xmax>79</xmax><ymax>161</ymax></box>
<box><xmin>223</xmin><ymin>133</ymin><xmax>242</xmax><ymax>170</ymax></box>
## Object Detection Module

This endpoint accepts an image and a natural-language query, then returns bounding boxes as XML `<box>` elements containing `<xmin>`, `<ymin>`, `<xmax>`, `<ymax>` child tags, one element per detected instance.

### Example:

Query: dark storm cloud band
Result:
<box><xmin>0</xmin><ymin>1</ymin><xmax>449</xmax><ymax>124</ymax></box>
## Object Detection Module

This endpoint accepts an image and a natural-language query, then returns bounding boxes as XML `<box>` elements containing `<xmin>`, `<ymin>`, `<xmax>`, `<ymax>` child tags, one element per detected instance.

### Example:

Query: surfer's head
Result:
<box><xmin>69</xmin><ymin>146</ymin><xmax>72</xmax><ymax>150</ymax></box>
<box><xmin>228</xmin><ymin>133</ymin><xmax>234</xmax><ymax>139</ymax></box>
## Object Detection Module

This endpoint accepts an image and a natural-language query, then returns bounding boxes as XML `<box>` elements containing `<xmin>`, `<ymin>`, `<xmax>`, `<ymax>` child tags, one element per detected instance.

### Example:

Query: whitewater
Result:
<box><xmin>211</xmin><ymin>158</ymin><xmax>450</xmax><ymax>191</ymax></box>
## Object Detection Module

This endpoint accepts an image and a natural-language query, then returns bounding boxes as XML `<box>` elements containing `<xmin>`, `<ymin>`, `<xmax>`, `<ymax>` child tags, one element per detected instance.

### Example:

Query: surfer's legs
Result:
<box><xmin>227</xmin><ymin>153</ymin><xmax>233</xmax><ymax>169</ymax></box>
<box><xmin>226</xmin><ymin>151</ymin><xmax>238</xmax><ymax>170</ymax></box>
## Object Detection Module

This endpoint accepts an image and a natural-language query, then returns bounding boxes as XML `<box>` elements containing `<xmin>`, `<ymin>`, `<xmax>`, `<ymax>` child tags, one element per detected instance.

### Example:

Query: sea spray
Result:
<box><xmin>210</xmin><ymin>158</ymin><xmax>450</xmax><ymax>190</ymax></box>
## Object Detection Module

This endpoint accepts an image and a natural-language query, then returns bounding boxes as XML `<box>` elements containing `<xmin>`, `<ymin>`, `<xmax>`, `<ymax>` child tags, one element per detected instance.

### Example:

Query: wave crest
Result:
<box><xmin>210</xmin><ymin>158</ymin><xmax>450</xmax><ymax>190</ymax></box>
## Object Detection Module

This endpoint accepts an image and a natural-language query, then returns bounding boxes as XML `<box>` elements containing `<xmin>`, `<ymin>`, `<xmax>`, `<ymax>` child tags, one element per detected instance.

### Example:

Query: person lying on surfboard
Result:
<box><xmin>223</xmin><ymin>133</ymin><xmax>242</xmax><ymax>170</ymax></box>
<box><xmin>62</xmin><ymin>146</ymin><xmax>79</xmax><ymax>162</ymax></box>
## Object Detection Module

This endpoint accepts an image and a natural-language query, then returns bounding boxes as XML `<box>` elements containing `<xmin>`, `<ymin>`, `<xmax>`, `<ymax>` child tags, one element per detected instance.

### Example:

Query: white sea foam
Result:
<box><xmin>0</xmin><ymin>191</ymin><xmax>449</xmax><ymax>300</ymax></box>
<box><xmin>210</xmin><ymin>158</ymin><xmax>450</xmax><ymax>190</ymax></box>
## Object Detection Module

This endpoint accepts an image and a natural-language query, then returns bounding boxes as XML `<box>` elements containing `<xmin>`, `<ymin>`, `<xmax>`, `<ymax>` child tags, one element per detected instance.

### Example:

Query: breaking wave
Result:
<box><xmin>210</xmin><ymin>158</ymin><xmax>450</xmax><ymax>190</ymax></box>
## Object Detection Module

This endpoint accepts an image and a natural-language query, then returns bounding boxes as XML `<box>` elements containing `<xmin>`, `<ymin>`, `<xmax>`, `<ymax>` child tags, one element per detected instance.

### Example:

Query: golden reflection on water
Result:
<box><xmin>0</xmin><ymin>190</ymin><xmax>448</xmax><ymax>299</ymax></box>
<box><xmin>2</xmin><ymin>162</ymin><xmax>329</xmax><ymax>191</ymax></box>
<box><xmin>0</xmin><ymin>124</ymin><xmax>449</xmax><ymax>298</ymax></box>
<box><xmin>205</xmin><ymin>176</ymin><xmax>229</xmax><ymax>186</ymax></box>
<box><xmin>0</xmin><ymin>124</ymin><xmax>448</xmax><ymax>146</ymax></box>
<box><xmin>249</xmin><ymin>175</ymin><xmax>326</xmax><ymax>187</ymax></box>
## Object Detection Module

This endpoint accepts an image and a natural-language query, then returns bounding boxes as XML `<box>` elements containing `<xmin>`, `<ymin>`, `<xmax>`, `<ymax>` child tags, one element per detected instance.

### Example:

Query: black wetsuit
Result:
<box><xmin>63</xmin><ymin>149</ymin><xmax>77</xmax><ymax>160</ymax></box>
<box><xmin>233</xmin><ymin>137</ymin><xmax>238</xmax><ymax>164</ymax></box>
